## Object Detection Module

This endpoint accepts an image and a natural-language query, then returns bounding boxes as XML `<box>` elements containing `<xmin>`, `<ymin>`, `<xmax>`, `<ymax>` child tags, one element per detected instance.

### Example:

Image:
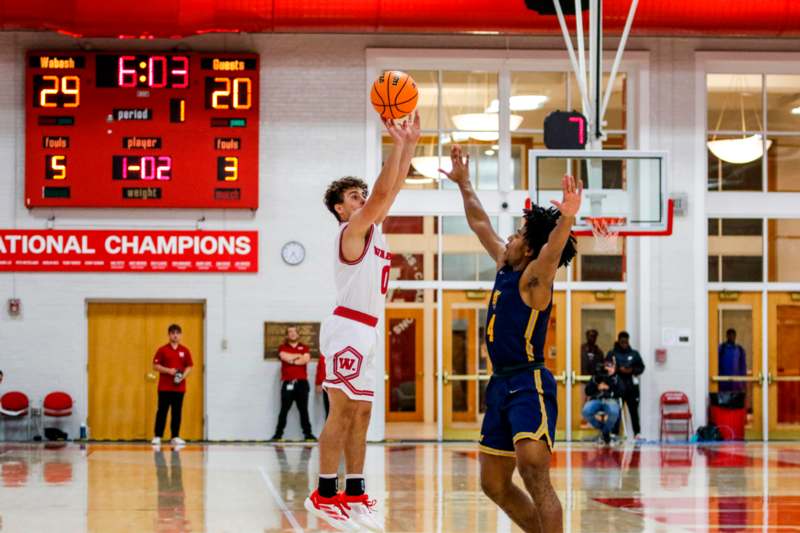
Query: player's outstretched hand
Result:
<box><xmin>396</xmin><ymin>111</ymin><xmax>421</xmax><ymax>147</ymax></box>
<box><xmin>550</xmin><ymin>174</ymin><xmax>583</xmax><ymax>218</ymax></box>
<box><xmin>438</xmin><ymin>144</ymin><xmax>470</xmax><ymax>185</ymax></box>
<box><xmin>382</xmin><ymin>117</ymin><xmax>404</xmax><ymax>146</ymax></box>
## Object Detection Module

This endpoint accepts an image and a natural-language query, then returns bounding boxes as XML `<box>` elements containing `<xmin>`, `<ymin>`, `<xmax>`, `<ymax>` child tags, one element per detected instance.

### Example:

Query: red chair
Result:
<box><xmin>660</xmin><ymin>391</ymin><xmax>693</xmax><ymax>441</ymax></box>
<box><xmin>0</xmin><ymin>391</ymin><xmax>32</xmax><ymax>439</ymax></box>
<box><xmin>43</xmin><ymin>392</ymin><xmax>73</xmax><ymax>418</ymax></box>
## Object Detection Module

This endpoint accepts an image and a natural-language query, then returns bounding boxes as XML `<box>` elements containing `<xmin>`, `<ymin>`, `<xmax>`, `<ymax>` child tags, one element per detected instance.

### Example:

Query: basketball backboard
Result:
<box><xmin>528</xmin><ymin>149</ymin><xmax>672</xmax><ymax>236</ymax></box>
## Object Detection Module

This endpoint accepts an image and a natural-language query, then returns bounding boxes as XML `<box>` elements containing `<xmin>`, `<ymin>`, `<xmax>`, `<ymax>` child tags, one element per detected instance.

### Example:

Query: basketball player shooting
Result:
<box><xmin>440</xmin><ymin>144</ymin><xmax>581</xmax><ymax>533</ymax></box>
<box><xmin>304</xmin><ymin>112</ymin><xmax>420</xmax><ymax>532</ymax></box>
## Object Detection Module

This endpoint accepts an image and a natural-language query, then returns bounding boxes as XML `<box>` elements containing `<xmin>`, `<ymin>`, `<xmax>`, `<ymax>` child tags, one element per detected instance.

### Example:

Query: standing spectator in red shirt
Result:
<box><xmin>271</xmin><ymin>325</ymin><xmax>316</xmax><ymax>441</ymax></box>
<box><xmin>315</xmin><ymin>354</ymin><xmax>329</xmax><ymax>419</ymax></box>
<box><xmin>152</xmin><ymin>324</ymin><xmax>193</xmax><ymax>447</ymax></box>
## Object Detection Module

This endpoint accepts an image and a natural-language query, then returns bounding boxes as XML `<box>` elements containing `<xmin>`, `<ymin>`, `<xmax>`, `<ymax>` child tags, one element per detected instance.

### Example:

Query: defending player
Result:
<box><xmin>440</xmin><ymin>144</ymin><xmax>581</xmax><ymax>533</ymax></box>
<box><xmin>304</xmin><ymin>112</ymin><xmax>420</xmax><ymax>531</ymax></box>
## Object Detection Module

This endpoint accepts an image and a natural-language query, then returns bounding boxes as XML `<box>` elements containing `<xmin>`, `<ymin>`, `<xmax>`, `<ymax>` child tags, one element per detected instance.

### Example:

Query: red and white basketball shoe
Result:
<box><xmin>340</xmin><ymin>492</ymin><xmax>384</xmax><ymax>532</ymax></box>
<box><xmin>304</xmin><ymin>490</ymin><xmax>359</xmax><ymax>531</ymax></box>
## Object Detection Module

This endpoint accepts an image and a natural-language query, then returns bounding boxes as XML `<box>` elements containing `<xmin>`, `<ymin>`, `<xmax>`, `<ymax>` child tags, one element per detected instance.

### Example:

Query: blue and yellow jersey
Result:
<box><xmin>485</xmin><ymin>265</ymin><xmax>552</xmax><ymax>371</ymax></box>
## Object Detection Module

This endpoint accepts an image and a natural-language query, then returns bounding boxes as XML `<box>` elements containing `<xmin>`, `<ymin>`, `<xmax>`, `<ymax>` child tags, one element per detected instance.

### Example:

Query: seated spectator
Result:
<box><xmin>582</xmin><ymin>355</ymin><xmax>626</xmax><ymax>445</ymax></box>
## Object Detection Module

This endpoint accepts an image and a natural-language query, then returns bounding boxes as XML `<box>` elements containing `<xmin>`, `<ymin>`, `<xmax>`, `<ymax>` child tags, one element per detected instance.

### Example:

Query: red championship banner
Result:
<box><xmin>0</xmin><ymin>229</ymin><xmax>257</xmax><ymax>273</ymax></box>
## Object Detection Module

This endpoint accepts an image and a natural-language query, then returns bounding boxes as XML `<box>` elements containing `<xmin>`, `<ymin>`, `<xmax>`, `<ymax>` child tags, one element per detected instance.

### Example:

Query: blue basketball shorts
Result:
<box><xmin>479</xmin><ymin>367</ymin><xmax>558</xmax><ymax>457</ymax></box>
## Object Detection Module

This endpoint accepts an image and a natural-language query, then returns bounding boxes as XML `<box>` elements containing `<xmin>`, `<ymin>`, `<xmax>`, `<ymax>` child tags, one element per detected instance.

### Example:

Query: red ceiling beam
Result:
<box><xmin>1</xmin><ymin>1</ymin><xmax>799</xmax><ymax>39</ymax></box>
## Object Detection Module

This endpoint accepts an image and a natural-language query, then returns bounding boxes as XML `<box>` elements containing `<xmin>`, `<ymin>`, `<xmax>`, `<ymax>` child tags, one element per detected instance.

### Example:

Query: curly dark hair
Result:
<box><xmin>324</xmin><ymin>176</ymin><xmax>368</xmax><ymax>222</ymax></box>
<box><xmin>522</xmin><ymin>204</ymin><xmax>577</xmax><ymax>267</ymax></box>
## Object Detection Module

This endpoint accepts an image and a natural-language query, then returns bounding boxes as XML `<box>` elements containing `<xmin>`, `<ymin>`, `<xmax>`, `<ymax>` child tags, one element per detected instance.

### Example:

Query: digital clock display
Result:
<box><xmin>25</xmin><ymin>51</ymin><xmax>259</xmax><ymax>208</ymax></box>
<box><xmin>96</xmin><ymin>54</ymin><xmax>190</xmax><ymax>89</ymax></box>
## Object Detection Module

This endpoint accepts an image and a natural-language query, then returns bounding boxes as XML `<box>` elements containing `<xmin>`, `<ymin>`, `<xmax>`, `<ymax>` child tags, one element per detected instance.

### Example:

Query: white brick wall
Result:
<box><xmin>0</xmin><ymin>31</ymin><xmax>794</xmax><ymax>441</ymax></box>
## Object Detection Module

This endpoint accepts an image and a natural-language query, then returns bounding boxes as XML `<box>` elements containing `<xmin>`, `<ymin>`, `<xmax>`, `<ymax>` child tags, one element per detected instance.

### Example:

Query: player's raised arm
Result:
<box><xmin>520</xmin><ymin>175</ymin><xmax>582</xmax><ymax>309</ymax></box>
<box><xmin>344</xmin><ymin>120</ymin><xmax>407</xmax><ymax>241</ymax></box>
<box><xmin>376</xmin><ymin>112</ymin><xmax>421</xmax><ymax>224</ymax></box>
<box><xmin>439</xmin><ymin>144</ymin><xmax>505</xmax><ymax>263</ymax></box>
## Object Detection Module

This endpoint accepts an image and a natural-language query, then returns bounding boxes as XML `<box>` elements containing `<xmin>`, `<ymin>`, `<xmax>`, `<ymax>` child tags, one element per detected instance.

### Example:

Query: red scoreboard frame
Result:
<box><xmin>25</xmin><ymin>51</ymin><xmax>259</xmax><ymax>209</ymax></box>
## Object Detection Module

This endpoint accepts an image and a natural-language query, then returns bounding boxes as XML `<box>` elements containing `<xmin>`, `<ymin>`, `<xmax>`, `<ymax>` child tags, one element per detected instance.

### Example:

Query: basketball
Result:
<box><xmin>370</xmin><ymin>70</ymin><xmax>418</xmax><ymax>120</ymax></box>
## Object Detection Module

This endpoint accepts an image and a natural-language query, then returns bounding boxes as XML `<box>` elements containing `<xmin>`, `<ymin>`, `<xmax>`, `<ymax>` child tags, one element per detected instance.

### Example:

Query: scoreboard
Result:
<box><xmin>25</xmin><ymin>51</ymin><xmax>259</xmax><ymax>209</ymax></box>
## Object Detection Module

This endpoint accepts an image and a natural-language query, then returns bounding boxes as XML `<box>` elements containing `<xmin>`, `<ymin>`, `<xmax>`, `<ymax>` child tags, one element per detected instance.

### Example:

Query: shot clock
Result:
<box><xmin>25</xmin><ymin>51</ymin><xmax>259</xmax><ymax>208</ymax></box>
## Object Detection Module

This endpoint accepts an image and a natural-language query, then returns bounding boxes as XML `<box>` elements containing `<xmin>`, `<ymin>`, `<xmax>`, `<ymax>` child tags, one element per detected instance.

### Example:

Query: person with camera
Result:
<box><xmin>152</xmin><ymin>324</ymin><xmax>193</xmax><ymax>447</ymax></box>
<box><xmin>582</xmin><ymin>355</ymin><xmax>625</xmax><ymax>445</ymax></box>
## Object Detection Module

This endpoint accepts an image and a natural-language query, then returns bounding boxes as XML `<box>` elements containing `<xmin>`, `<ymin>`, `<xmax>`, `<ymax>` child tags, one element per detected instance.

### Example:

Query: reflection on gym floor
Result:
<box><xmin>0</xmin><ymin>441</ymin><xmax>799</xmax><ymax>532</ymax></box>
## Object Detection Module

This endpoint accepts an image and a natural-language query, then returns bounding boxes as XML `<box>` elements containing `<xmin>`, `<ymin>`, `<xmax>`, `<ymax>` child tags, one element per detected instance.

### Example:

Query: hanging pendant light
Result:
<box><xmin>707</xmin><ymin>134</ymin><xmax>772</xmax><ymax>165</ymax></box>
<box><xmin>450</xmin><ymin>113</ymin><xmax>524</xmax><ymax>142</ymax></box>
<box><xmin>706</xmin><ymin>78</ymin><xmax>771</xmax><ymax>164</ymax></box>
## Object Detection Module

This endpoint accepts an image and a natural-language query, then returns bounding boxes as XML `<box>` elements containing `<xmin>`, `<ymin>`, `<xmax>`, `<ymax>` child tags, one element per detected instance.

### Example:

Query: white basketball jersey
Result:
<box><xmin>333</xmin><ymin>223</ymin><xmax>391</xmax><ymax>318</ymax></box>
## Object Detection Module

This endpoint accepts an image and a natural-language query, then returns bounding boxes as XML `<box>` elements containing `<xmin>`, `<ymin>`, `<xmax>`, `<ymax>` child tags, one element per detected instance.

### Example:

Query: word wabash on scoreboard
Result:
<box><xmin>25</xmin><ymin>51</ymin><xmax>259</xmax><ymax>208</ymax></box>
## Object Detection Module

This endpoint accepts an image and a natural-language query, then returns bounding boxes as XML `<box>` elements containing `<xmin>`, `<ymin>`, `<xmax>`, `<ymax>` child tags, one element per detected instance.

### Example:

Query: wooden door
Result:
<box><xmin>570</xmin><ymin>291</ymin><xmax>626</xmax><ymax>438</ymax></box>
<box><xmin>385</xmin><ymin>307</ymin><xmax>425</xmax><ymax>421</ymax></box>
<box><xmin>88</xmin><ymin>302</ymin><xmax>204</xmax><ymax>440</ymax></box>
<box><xmin>442</xmin><ymin>290</ymin><xmax>490</xmax><ymax>440</ymax></box>
<box><xmin>709</xmin><ymin>292</ymin><xmax>762</xmax><ymax>440</ymax></box>
<box><xmin>768</xmin><ymin>293</ymin><xmax>800</xmax><ymax>439</ymax></box>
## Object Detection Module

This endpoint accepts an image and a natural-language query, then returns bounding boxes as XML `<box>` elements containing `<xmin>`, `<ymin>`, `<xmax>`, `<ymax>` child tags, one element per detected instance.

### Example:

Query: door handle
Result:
<box><xmin>146</xmin><ymin>372</ymin><xmax>157</xmax><ymax>382</ymax></box>
<box><xmin>553</xmin><ymin>371</ymin><xmax>566</xmax><ymax>383</ymax></box>
<box><xmin>770</xmin><ymin>373</ymin><xmax>800</xmax><ymax>383</ymax></box>
<box><xmin>571</xmin><ymin>371</ymin><xmax>591</xmax><ymax>384</ymax></box>
<box><xmin>442</xmin><ymin>372</ymin><xmax>490</xmax><ymax>385</ymax></box>
<box><xmin>711</xmin><ymin>375</ymin><xmax>761</xmax><ymax>383</ymax></box>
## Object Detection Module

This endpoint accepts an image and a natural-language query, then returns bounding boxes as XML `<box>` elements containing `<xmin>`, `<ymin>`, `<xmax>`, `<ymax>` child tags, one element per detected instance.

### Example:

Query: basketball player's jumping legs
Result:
<box><xmin>480</xmin><ymin>453</ymin><xmax>542</xmax><ymax>532</ymax></box>
<box><xmin>516</xmin><ymin>439</ymin><xmax>562</xmax><ymax>531</ymax></box>
<box><xmin>311</xmin><ymin>388</ymin><xmax>361</xmax><ymax>531</ymax></box>
<box><xmin>479</xmin><ymin>439</ymin><xmax>562</xmax><ymax>533</ymax></box>
<box><xmin>309</xmin><ymin>386</ymin><xmax>381</xmax><ymax>532</ymax></box>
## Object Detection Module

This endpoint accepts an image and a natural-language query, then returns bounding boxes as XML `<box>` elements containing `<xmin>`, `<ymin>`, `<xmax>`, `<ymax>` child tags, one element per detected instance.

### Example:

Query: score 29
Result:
<box><xmin>205</xmin><ymin>77</ymin><xmax>252</xmax><ymax>110</ymax></box>
<box><xmin>33</xmin><ymin>75</ymin><xmax>79</xmax><ymax>108</ymax></box>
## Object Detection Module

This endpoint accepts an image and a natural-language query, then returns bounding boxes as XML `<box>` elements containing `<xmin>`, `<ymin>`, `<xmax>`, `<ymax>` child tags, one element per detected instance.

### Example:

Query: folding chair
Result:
<box><xmin>43</xmin><ymin>392</ymin><xmax>73</xmax><ymax>419</ymax></box>
<box><xmin>0</xmin><ymin>391</ymin><xmax>32</xmax><ymax>440</ymax></box>
<box><xmin>659</xmin><ymin>391</ymin><xmax>692</xmax><ymax>441</ymax></box>
<box><xmin>42</xmin><ymin>392</ymin><xmax>73</xmax><ymax>440</ymax></box>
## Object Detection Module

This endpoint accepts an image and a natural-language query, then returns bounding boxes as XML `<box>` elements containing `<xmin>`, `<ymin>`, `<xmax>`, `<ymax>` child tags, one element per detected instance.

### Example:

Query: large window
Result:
<box><xmin>382</xmin><ymin>68</ymin><xmax>628</xmax><ymax>192</ymax></box>
<box><xmin>708</xmin><ymin>218</ymin><xmax>763</xmax><ymax>282</ymax></box>
<box><xmin>381</xmin><ymin>70</ymin><xmax>500</xmax><ymax>191</ymax></box>
<box><xmin>768</xmin><ymin>219</ymin><xmax>800</xmax><ymax>282</ymax></box>
<box><xmin>707</xmin><ymin>74</ymin><xmax>800</xmax><ymax>192</ymax></box>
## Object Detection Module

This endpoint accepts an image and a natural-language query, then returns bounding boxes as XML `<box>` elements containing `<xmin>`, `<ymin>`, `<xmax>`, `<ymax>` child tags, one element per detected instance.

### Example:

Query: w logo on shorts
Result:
<box><xmin>338</xmin><ymin>358</ymin><xmax>356</xmax><ymax>371</ymax></box>
<box><xmin>333</xmin><ymin>348</ymin><xmax>363</xmax><ymax>380</ymax></box>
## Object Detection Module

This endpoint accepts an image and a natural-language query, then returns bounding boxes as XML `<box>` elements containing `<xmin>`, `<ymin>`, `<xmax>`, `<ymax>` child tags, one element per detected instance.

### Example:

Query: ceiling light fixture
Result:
<box><xmin>484</xmin><ymin>95</ymin><xmax>549</xmax><ymax>113</ymax></box>
<box><xmin>707</xmin><ymin>134</ymin><xmax>772</xmax><ymax>165</ymax></box>
<box><xmin>451</xmin><ymin>113</ymin><xmax>523</xmax><ymax>142</ymax></box>
<box><xmin>410</xmin><ymin>156</ymin><xmax>450</xmax><ymax>180</ymax></box>
<box><xmin>707</xmin><ymin>77</ymin><xmax>770</xmax><ymax>164</ymax></box>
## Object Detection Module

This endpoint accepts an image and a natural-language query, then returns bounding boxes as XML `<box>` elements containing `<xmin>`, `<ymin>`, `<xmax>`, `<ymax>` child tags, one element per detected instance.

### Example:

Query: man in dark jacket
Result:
<box><xmin>580</xmin><ymin>329</ymin><xmax>605</xmax><ymax>376</ymax></box>
<box><xmin>609</xmin><ymin>331</ymin><xmax>645</xmax><ymax>440</ymax></box>
<box><xmin>582</xmin><ymin>355</ymin><xmax>626</xmax><ymax>444</ymax></box>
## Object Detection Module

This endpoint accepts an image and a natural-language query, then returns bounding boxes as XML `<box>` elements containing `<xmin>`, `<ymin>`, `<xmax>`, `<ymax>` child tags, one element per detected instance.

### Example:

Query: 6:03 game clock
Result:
<box><xmin>25</xmin><ymin>51</ymin><xmax>260</xmax><ymax>209</ymax></box>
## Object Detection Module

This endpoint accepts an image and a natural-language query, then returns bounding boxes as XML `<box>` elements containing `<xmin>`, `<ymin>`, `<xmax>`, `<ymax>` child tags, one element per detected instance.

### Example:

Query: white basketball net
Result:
<box><xmin>586</xmin><ymin>217</ymin><xmax>626</xmax><ymax>252</ymax></box>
